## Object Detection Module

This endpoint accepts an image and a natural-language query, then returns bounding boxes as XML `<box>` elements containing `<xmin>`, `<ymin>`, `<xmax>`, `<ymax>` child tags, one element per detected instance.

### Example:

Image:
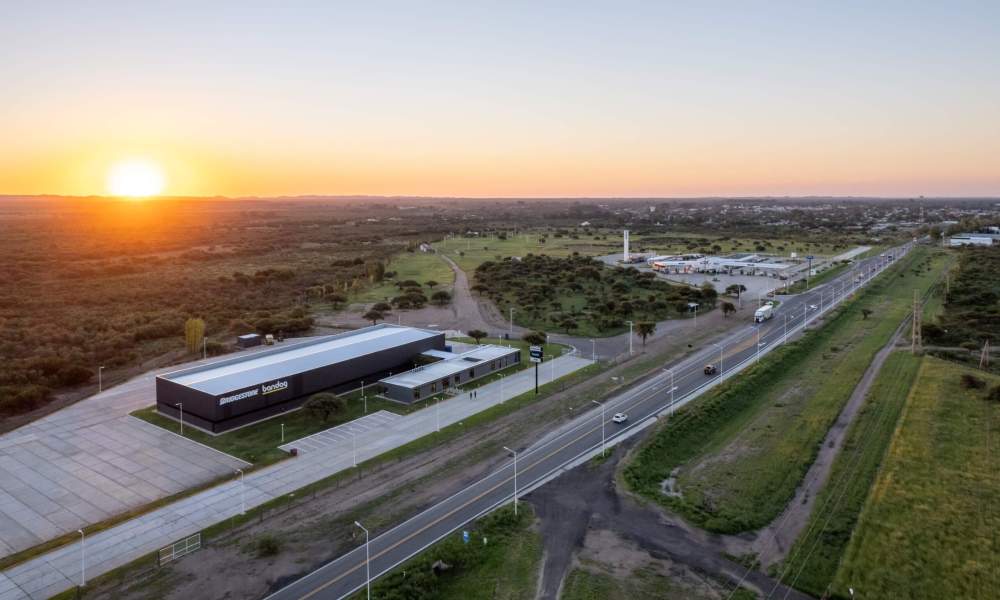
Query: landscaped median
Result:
<box><xmin>623</xmin><ymin>246</ymin><xmax>947</xmax><ymax>534</ymax></box>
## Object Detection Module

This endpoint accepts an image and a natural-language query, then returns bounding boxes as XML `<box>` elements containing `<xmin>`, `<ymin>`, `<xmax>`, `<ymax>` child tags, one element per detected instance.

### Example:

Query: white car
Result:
<box><xmin>612</xmin><ymin>412</ymin><xmax>628</xmax><ymax>424</ymax></box>
<box><xmin>809</xmin><ymin>304</ymin><xmax>818</xmax><ymax>310</ymax></box>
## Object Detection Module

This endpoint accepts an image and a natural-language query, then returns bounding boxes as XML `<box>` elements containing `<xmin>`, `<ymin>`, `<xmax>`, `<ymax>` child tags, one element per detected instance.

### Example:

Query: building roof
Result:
<box><xmin>160</xmin><ymin>325</ymin><xmax>442</xmax><ymax>395</ymax></box>
<box><xmin>380</xmin><ymin>345</ymin><xmax>519</xmax><ymax>389</ymax></box>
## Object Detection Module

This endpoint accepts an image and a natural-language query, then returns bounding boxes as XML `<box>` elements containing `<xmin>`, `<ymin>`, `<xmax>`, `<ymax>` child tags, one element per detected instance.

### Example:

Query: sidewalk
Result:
<box><xmin>0</xmin><ymin>354</ymin><xmax>591</xmax><ymax>600</ymax></box>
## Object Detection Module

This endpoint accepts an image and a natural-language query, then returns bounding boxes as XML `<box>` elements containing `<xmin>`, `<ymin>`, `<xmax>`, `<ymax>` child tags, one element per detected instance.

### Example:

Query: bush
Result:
<box><xmin>988</xmin><ymin>385</ymin><xmax>1000</xmax><ymax>403</ymax></box>
<box><xmin>959</xmin><ymin>373</ymin><xmax>986</xmax><ymax>389</ymax></box>
<box><xmin>255</xmin><ymin>534</ymin><xmax>281</xmax><ymax>557</ymax></box>
<box><xmin>0</xmin><ymin>385</ymin><xmax>51</xmax><ymax>415</ymax></box>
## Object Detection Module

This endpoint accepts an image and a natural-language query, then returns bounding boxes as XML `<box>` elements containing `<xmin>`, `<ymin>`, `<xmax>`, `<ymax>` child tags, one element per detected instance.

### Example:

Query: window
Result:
<box><xmin>454</xmin><ymin>375</ymin><xmax>461</xmax><ymax>384</ymax></box>
<box><xmin>431</xmin><ymin>382</ymin><xmax>437</xmax><ymax>392</ymax></box>
<box><xmin>414</xmin><ymin>389</ymin><xmax>420</xmax><ymax>400</ymax></box>
<box><xmin>442</xmin><ymin>378</ymin><xmax>450</xmax><ymax>388</ymax></box>
<box><xmin>469</xmin><ymin>369</ymin><xmax>475</xmax><ymax>377</ymax></box>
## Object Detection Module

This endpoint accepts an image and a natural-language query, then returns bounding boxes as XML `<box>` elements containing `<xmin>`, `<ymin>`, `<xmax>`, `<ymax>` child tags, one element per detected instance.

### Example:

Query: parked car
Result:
<box><xmin>612</xmin><ymin>412</ymin><xmax>628</xmax><ymax>424</ymax></box>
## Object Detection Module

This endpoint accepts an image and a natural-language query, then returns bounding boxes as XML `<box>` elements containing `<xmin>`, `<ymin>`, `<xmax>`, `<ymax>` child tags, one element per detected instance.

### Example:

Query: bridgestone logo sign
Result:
<box><xmin>218</xmin><ymin>379</ymin><xmax>288</xmax><ymax>406</ymax></box>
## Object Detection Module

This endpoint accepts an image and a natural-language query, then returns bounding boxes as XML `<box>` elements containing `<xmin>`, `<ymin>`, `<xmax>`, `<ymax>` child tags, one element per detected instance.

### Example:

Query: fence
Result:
<box><xmin>158</xmin><ymin>533</ymin><xmax>201</xmax><ymax>566</ymax></box>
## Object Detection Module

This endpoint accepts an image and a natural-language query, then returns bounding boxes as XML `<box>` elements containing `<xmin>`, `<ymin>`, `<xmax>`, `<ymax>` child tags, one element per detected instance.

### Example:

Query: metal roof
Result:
<box><xmin>380</xmin><ymin>345</ymin><xmax>519</xmax><ymax>389</ymax></box>
<box><xmin>161</xmin><ymin>325</ymin><xmax>442</xmax><ymax>395</ymax></box>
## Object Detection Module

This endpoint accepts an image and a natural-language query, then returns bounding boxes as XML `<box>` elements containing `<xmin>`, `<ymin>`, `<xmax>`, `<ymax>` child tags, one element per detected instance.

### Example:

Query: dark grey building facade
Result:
<box><xmin>156</xmin><ymin>325</ymin><xmax>444</xmax><ymax>433</ymax></box>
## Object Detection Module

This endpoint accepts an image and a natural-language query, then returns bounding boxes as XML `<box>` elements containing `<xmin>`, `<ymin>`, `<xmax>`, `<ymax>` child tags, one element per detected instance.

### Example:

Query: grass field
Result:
<box><xmin>777</xmin><ymin>351</ymin><xmax>922</xmax><ymax>596</ymax></box>
<box><xmin>351</xmin><ymin>250</ymin><xmax>455</xmax><ymax>304</ymax></box>
<box><xmin>624</xmin><ymin>247</ymin><xmax>948</xmax><ymax>533</ymax></box>
<box><xmin>829</xmin><ymin>356</ymin><xmax>1000</xmax><ymax>599</ymax></box>
<box><xmin>348</xmin><ymin>505</ymin><xmax>541</xmax><ymax>600</ymax></box>
<box><xmin>561</xmin><ymin>565</ymin><xmax>757</xmax><ymax>600</ymax></box>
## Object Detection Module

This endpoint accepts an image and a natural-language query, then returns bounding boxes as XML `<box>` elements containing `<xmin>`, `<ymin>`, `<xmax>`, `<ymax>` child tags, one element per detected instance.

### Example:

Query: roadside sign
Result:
<box><xmin>462</xmin><ymin>530</ymin><xmax>470</xmax><ymax>544</ymax></box>
<box><xmin>529</xmin><ymin>345</ymin><xmax>543</xmax><ymax>363</ymax></box>
<box><xmin>806</xmin><ymin>255</ymin><xmax>815</xmax><ymax>260</ymax></box>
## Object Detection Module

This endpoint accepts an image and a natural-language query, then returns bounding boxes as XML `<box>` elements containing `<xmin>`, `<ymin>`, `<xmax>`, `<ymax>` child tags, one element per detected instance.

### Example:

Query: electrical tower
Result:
<box><xmin>911</xmin><ymin>289</ymin><xmax>922</xmax><ymax>354</ymax></box>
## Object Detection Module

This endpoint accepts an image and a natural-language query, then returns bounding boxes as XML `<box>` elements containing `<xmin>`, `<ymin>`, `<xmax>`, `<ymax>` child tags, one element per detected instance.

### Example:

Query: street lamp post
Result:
<box><xmin>435</xmin><ymin>398</ymin><xmax>440</xmax><ymax>432</ymax></box>
<box><xmin>355</xmin><ymin>521</ymin><xmax>371</xmax><ymax>600</ymax></box>
<box><xmin>783</xmin><ymin>313</ymin><xmax>788</xmax><ymax>344</ymax></box>
<box><xmin>590</xmin><ymin>339</ymin><xmax>596</xmax><ymax>361</ymax></box>
<box><xmin>626</xmin><ymin>321</ymin><xmax>634</xmax><ymax>355</ymax></box>
<box><xmin>236</xmin><ymin>469</ymin><xmax>245</xmax><ymax>515</ymax></box>
<box><xmin>280</xmin><ymin>423</ymin><xmax>284</xmax><ymax>444</ymax></box>
<box><xmin>592</xmin><ymin>400</ymin><xmax>606</xmax><ymax>456</ymax></box>
<box><xmin>202</xmin><ymin>337</ymin><xmax>207</xmax><ymax>360</ymax></box>
<box><xmin>500</xmin><ymin>374</ymin><xmax>504</xmax><ymax>402</ymax></box>
<box><xmin>664</xmin><ymin>368</ymin><xmax>675</xmax><ymax>414</ymax></box>
<box><xmin>509</xmin><ymin>307</ymin><xmax>515</xmax><ymax>336</ymax></box>
<box><xmin>77</xmin><ymin>529</ymin><xmax>85</xmax><ymax>587</ymax></box>
<box><xmin>503</xmin><ymin>446</ymin><xmax>518</xmax><ymax>515</ymax></box>
<box><xmin>175</xmin><ymin>403</ymin><xmax>184</xmax><ymax>436</ymax></box>
<box><xmin>361</xmin><ymin>380</ymin><xmax>367</xmax><ymax>415</ymax></box>
<box><xmin>352</xmin><ymin>431</ymin><xmax>358</xmax><ymax>467</ymax></box>
<box><xmin>98</xmin><ymin>366</ymin><xmax>104</xmax><ymax>393</ymax></box>
<box><xmin>711</xmin><ymin>343</ymin><xmax>723</xmax><ymax>376</ymax></box>
<box><xmin>756</xmin><ymin>326</ymin><xmax>761</xmax><ymax>363</ymax></box>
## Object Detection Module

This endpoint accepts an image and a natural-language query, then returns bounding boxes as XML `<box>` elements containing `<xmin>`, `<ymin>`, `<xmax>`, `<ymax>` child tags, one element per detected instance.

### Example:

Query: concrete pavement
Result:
<box><xmin>0</xmin><ymin>352</ymin><xmax>591</xmax><ymax>599</ymax></box>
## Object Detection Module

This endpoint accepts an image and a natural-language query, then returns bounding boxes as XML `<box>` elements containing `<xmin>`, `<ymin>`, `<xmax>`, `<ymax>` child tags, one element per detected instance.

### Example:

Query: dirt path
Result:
<box><xmin>750</xmin><ymin>317</ymin><xmax>912</xmax><ymax>568</ymax></box>
<box><xmin>528</xmin><ymin>439</ymin><xmax>814</xmax><ymax>600</ymax></box>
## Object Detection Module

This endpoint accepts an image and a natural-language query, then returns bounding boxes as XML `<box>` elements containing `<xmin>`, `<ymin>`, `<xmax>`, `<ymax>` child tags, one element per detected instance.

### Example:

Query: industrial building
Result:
<box><xmin>948</xmin><ymin>232</ymin><xmax>1000</xmax><ymax>247</ymax></box>
<box><xmin>156</xmin><ymin>324</ymin><xmax>445</xmax><ymax>433</ymax></box>
<box><xmin>648</xmin><ymin>253</ymin><xmax>795</xmax><ymax>277</ymax></box>
<box><xmin>380</xmin><ymin>345</ymin><xmax>521</xmax><ymax>403</ymax></box>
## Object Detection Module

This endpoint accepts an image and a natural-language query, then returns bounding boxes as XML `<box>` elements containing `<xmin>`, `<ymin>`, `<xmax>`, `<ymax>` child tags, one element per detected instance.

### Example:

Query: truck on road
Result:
<box><xmin>754</xmin><ymin>304</ymin><xmax>774</xmax><ymax>323</ymax></box>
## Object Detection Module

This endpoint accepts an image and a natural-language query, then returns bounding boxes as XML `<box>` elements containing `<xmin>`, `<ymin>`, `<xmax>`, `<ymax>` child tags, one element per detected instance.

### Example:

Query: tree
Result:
<box><xmin>467</xmin><ymin>329</ymin><xmax>488</xmax><ymax>344</ymax></box>
<box><xmin>184</xmin><ymin>318</ymin><xmax>205</xmax><ymax>353</ymax></box>
<box><xmin>721</xmin><ymin>301</ymin><xmax>737</xmax><ymax>317</ymax></box>
<box><xmin>362</xmin><ymin>309</ymin><xmax>383</xmax><ymax>325</ymax></box>
<box><xmin>425</xmin><ymin>280</ymin><xmax>439</xmax><ymax>289</ymax></box>
<box><xmin>430</xmin><ymin>290</ymin><xmax>452</xmax><ymax>306</ymax></box>
<box><xmin>372</xmin><ymin>302</ymin><xmax>392</xmax><ymax>313</ymax></box>
<box><xmin>366</xmin><ymin>261</ymin><xmax>386</xmax><ymax>283</ymax></box>
<box><xmin>861</xmin><ymin>308</ymin><xmax>873</xmax><ymax>320</ymax></box>
<box><xmin>636</xmin><ymin>321</ymin><xmax>656</xmax><ymax>347</ymax></box>
<box><xmin>303</xmin><ymin>392</ymin><xmax>346</xmax><ymax>422</ymax></box>
<box><xmin>522</xmin><ymin>331</ymin><xmax>547</xmax><ymax>346</ymax></box>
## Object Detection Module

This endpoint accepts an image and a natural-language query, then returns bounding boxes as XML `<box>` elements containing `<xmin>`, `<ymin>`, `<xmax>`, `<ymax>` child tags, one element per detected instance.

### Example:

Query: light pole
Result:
<box><xmin>355</xmin><ymin>521</ymin><xmax>371</xmax><ymax>600</ymax></box>
<box><xmin>509</xmin><ymin>307</ymin><xmax>515</xmax><ymax>336</ymax></box>
<box><xmin>362</xmin><ymin>380</ymin><xmax>367</xmax><ymax>415</ymax></box>
<box><xmin>77</xmin><ymin>529</ymin><xmax>85</xmax><ymax>587</ymax></box>
<box><xmin>500</xmin><ymin>374</ymin><xmax>504</xmax><ymax>402</ymax></box>
<box><xmin>98</xmin><ymin>366</ymin><xmax>104</xmax><ymax>393</ymax></box>
<box><xmin>592</xmin><ymin>400</ymin><xmax>606</xmax><ymax>456</ymax></box>
<box><xmin>711</xmin><ymin>343</ymin><xmax>723</xmax><ymax>376</ymax></box>
<box><xmin>626</xmin><ymin>321</ymin><xmax>634</xmax><ymax>355</ymax></box>
<box><xmin>236</xmin><ymin>469</ymin><xmax>245</xmax><ymax>515</ymax></box>
<box><xmin>175</xmin><ymin>403</ymin><xmax>184</xmax><ymax>436</ymax></box>
<box><xmin>756</xmin><ymin>326</ymin><xmax>761</xmax><ymax>363</ymax></box>
<box><xmin>280</xmin><ymin>423</ymin><xmax>284</xmax><ymax>444</ymax></box>
<box><xmin>503</xmin><ymin>446</ymin><xmax>518</xmax><ymax>515</ymax></box>
<box><xmin>202</xmin><ymin>337</ymin><xmax>207</xmax><ymax>360</ymax></box>
<box><xmin>664</xmin><ymin>368</ymin><xmax>675</xmax><ymax>414</ymax></box>
<box><xmin>783</xmin><ymin>313</ymin><xmax>788</xmax><ymax>344</ymax></box>
<box><xmin>590</xmin><ymin>339</ymin><xmax>596</xmax><ymax>361</ymax></box>
<box><xmin>352</xmin><ymin>431</ymin><xmax>357</xmax><ymax>467</ymax></box>
<box><xmin>435</xmin><ymin>398</ymin><xmax>440</xmax><ymax>432</ymax></box>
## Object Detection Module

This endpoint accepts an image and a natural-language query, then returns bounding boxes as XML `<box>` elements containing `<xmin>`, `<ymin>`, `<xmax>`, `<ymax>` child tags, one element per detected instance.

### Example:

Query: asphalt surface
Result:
<box><xmin>265</xmin><ymin>244</ymin><xmax>912</xmax><ymax>600</ymax></box>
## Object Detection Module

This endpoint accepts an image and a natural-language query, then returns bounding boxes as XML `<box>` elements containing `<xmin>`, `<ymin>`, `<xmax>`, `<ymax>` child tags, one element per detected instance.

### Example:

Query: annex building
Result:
<box><xmin>156</xmin><ymin>324</ymin><xmax>444</xmax><ymax>433</ymax></box>
<box><xmin>379</xmin><ymin>345</ymin><xmax>521</xmax><ymax>403</ymax></box>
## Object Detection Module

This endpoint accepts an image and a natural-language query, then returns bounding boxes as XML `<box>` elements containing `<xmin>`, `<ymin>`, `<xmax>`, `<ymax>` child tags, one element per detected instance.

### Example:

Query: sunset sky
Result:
<box><xmin>2</xmin><ymin>1</ymin><xmax>999</xmax><ymax>198</ymax></box>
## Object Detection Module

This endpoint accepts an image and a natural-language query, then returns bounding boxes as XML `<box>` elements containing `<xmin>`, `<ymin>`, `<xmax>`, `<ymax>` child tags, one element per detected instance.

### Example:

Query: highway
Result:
<box><xmin>265</xmin><ymin>243</ymin><xmax>913</xmax><ymax>600</ymax></box>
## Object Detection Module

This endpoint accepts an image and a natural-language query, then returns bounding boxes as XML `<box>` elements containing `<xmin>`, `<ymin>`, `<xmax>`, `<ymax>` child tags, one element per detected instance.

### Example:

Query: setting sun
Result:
<box><xmin>107</xmin><ymin>159</ymin><xmax>165</xmax><ymax>197</ymax></box>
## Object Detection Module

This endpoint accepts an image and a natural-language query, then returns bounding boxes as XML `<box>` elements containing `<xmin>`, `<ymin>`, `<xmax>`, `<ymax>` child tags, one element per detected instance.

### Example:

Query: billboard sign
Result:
<box><xmin>529</xmin><ymin>345</ymin><xmax>543</xmax><ymax>363</ymax></box>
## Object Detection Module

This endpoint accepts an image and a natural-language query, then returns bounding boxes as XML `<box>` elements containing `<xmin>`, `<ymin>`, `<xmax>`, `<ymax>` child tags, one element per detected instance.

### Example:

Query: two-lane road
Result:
<box><xmin>266</xmin><ymin>244</ymin><xmax>912</xmax><ymax>600</ymax></box>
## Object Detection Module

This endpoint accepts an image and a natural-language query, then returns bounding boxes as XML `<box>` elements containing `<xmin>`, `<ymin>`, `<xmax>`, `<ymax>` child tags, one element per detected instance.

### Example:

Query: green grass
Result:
<box><xmin>829</xmin><ymin>356</ymin><xmax>1000</xmax><ymax>599</ymax></box>
<box><xmin>347</xmin><ymin>504</ymin><xmax>541</xmax><ymax>600</ymax></box>
<box><xmin>624</xmin><ymin>247</ymin><xmax>948</xmax><ymax>533</ymax></box>
<box><xmin>777</xmin><ymin>351</ymin><xmax>922</xmax><ymax>596</ymax></box>
<box><xmin>561</xmin><ymin>565</ymin><xmax>758</xmax><ymax>600</ymax></box>
<box><xmin>352</xmin><ymin>251</ymin><xmax>455</xmax><ymax>304</ymax></box>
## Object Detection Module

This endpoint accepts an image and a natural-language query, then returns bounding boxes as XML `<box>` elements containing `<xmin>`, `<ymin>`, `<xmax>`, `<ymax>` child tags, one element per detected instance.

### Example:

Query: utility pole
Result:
<box><xmin>980</xmin><ymin>340</ymin><xmax>990</xmax><ymax>370</ymax></box>
<box><xmin>911</xmin><ymin>289</ymin><xmax>922</xmax><ymax>354</ymax></box>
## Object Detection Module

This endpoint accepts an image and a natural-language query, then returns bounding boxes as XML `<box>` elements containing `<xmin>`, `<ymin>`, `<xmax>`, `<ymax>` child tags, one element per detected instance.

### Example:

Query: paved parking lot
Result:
<box><xmin>0</xmin><ymin>362</ymin><xmax>249</xmax><ymax>559</ymax></box>
<box><xmin>279</xmin><ymin>411</ymin><xmax>401</xmax><ymax>455</ymax></box>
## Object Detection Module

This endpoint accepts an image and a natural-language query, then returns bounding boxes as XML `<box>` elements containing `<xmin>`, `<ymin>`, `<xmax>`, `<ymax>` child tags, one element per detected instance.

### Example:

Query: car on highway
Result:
<box><xmin>612</xmin><ymin>412</ymin><xmax>628</xmax><ymax>424</ymax></box>
<box><xmin>704</xmin><ymin>364</ymin><xmax>717</xmax><ymax>375</ymax></box>
<box><xmin>809</xmin><ymin>304</ymin><xmax>818</xmax><ymax>310</ymax></box>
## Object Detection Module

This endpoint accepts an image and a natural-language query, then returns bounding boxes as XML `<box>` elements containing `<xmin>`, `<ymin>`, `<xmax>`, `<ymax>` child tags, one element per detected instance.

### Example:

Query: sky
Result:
<box><xmin>2</xmin><ymin>1</ymin><xmax>999</xmax><ymax>198</ymax></box>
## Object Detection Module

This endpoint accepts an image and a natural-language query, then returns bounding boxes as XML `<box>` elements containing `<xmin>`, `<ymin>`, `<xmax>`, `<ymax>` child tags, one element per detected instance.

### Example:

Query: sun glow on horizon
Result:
<box><xmin>106</xmin><ymin>159</ymin><xmax>166</xmax><ymax>197</ymax></box>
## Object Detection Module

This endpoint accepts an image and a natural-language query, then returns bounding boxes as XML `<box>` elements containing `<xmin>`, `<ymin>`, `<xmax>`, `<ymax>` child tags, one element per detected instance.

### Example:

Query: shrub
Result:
<box><xmin>960</xmin><ymin>373</ymin><xmax>986</xmax><ymax>389</ymax></box>
<box><xmin>255</xmin><ymin>534</ymin><xmax>281</xmax><ymax>557</ymax></box>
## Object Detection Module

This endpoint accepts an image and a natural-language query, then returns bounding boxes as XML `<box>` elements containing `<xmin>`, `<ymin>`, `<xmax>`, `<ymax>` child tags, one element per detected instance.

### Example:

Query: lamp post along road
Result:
<box><xmin>435</xmin><ymin>398</ymin><xmax>440</xmax><ymax>432</ymax></box>
<box><xmin>626</xmin><ymin>321</ymin><xmax>634</xmax><ymax>354</ymax></box>
<box><xmin>509</xmin><ymin>307</ymin><xmax>514</xmax><ymax>335</ymax></box>
<box><xmin>665</xmin><ymin>368</ymin><xmax>675</xmax><ymax>414</ymax></box>
<box><xmin>98</xmin><ymin>366</ymin><xmax>104</xmax><ymax>393</ymax></box>
<box><xmin>592</xmin><ymin>400</ymin><xmax>606</xmax><ymax>456</ymax></box>
<box><xmin>590</xmin><ymin>339</ymin><xmax>596</xmax><ymax>361</ymax></box>
<box><xmin>77</xmin><ymin>529</ymin><xmax>85</xmax><ymax>587</ymax></box>
<box><xmin>712</xmin><ymin>343</ymin><xmax>723</xmax><ymax>376</ymax></box>
<box><xmin>355</xmin><ymin>521</ymin><xmax>370</xmax><ymax>600</ymax></box>
<box><xmin>175</xmin><ymin>403</ymin><xmax>183</xmax><ymax>436</ymax></box>
<box><xmin>503</xmin><ymin>446</ymin><xmax>518</xmax><ymax>515</ymax></box>
<box><xmin>352</xmin><ymin>431</ymin><xmax>358</xmax><ymax>467</ymax></box>
<box><xmin>236</xmin><ymin>469</ymin><xmax>245</xmax><ymax>515</ymax></box>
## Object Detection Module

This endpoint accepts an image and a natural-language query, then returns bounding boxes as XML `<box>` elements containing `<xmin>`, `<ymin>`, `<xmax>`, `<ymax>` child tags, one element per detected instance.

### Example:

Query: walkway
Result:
<box><xmin>0</xmin><ymin>353</ymin><xmax>591</xmax><ymax>600</ymax></box>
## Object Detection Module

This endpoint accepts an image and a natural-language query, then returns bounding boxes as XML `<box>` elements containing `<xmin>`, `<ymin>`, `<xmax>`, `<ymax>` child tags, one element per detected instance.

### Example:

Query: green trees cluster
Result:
<box><xmin>473</xmin><ymin>254</ymin><xmax>714</xmax><ymax>335</ymax></box>
<box><xmin>923</xmin><ymin>247</ymin><xmax>1000</xmax><ymax>347</ymax></box>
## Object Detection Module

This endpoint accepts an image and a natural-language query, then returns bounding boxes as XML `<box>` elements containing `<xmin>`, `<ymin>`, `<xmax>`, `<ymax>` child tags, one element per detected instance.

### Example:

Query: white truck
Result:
<box><xmin>754</xmin><ymin>304</ymin><xmax>774</xmax><ymax>323</ymax></box>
